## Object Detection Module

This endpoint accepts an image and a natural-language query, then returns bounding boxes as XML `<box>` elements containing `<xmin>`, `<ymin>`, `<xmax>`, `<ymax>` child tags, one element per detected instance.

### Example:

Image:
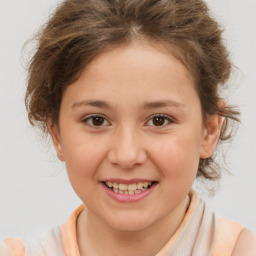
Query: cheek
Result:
<box><xmin>149</xmin><ymin>134</ymin><xmax>201</xmax><ymax>179</ymax></box>
<box><xmin>63</xmin><ymin>140</ymin><xmax>108</xmax><ymax>201</ymax></box>
<box><xmin>62</xmin><ymin>135</ymin><xmax>107</xmax><ymax>178</ymax></box>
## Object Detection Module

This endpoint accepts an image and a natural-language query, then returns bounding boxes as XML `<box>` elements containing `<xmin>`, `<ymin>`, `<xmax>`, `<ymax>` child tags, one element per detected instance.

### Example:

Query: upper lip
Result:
<box><xmin>102</xmin><ymin>179</ymin><xmax>156</xmax><ymax>184</ymax></box>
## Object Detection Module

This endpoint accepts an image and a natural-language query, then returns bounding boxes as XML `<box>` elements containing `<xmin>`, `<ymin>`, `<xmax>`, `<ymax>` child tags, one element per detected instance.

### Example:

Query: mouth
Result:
<box><xmin>102</xmin><ymin>181</ymin><xmax>156</xmax><ymax>195</ymax></box>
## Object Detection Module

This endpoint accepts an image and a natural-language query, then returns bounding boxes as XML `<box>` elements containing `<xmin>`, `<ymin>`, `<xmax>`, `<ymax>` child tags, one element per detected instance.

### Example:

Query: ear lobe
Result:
<box><xmin>200</xmin><ymin>114</ymin><xmax>223</xmax><ymax>159</ymax></box>
<box><xmin>47</xmin><ymin>120</ymin><xmax>65</xmax><ymax>161</ymax></box>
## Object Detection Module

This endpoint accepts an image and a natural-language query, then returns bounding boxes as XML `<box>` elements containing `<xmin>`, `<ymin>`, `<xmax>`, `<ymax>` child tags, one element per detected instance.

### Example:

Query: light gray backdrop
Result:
<box><xmin>0</xmin><ymin>0</ymin><xmax>255</xmax><ymax>240</ymax></box>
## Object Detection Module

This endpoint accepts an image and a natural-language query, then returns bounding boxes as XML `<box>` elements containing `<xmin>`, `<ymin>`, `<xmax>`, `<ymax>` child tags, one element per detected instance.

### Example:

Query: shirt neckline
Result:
<box><xmin>60</xmin><ymin>190</ymin><xmax>197</xmax><ymax>256</ymax></box>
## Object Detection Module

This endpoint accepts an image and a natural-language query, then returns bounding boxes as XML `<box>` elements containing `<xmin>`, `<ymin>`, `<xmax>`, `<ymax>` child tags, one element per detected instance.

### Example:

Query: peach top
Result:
<box><xmin>1</xmin><ymin>191</ymin><xmax>245</xmax><ymax>256</ymax></box>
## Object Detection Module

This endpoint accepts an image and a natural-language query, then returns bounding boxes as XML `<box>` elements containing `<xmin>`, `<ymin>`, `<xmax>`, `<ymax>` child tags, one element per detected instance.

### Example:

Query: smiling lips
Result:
<box><xmin>104</xmin><ymin>181</ymin><xmax>154</xmax><ymax>195</ymax></box>
<box><xmin>102</xmin><ymin>180</ymin><xmax>157</xmax><ymax>203</ymax></box>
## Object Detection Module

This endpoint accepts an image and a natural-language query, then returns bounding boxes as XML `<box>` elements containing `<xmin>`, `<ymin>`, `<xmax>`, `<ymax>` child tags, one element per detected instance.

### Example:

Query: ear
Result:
<box><xmin>200</xmin><ymin>114</ymin><xmax>223</xmax><ymax>159</ymax></box>
<box><xmin>47</xmin><ymin>119</ymin><xmax>65</xmax><ymax>161</ymax></box>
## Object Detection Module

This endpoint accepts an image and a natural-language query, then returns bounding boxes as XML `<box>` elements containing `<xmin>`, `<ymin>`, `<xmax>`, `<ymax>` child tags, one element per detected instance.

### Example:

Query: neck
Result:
<box><xmin>77</xmin><ymin>195</ymin><xmax>190</xmax><ymax>256</ymax></box>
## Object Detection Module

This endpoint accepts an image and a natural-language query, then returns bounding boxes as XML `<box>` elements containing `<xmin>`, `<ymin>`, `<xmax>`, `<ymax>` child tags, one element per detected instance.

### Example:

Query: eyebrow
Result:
<box><xmin>72</xmin><ymin>100</ymin><xmax>111</xmax><ymax>109</ymax></box>
<box><xmin>71</xmin><ymin>99</ymin><xmax>184</xmax><ymax>110</ymax></box>
<box><xmin>143</xmin><ymin>100</ymin><xmax>185</xmax><ymax>109</ymax></box>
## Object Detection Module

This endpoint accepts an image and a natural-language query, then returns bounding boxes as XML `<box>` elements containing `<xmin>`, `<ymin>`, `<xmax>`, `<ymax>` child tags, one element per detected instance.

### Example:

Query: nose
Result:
<box><xmin>107</xmin><ymin>126</ymin><xmax>147</xmax><ymax>169</ymax></box>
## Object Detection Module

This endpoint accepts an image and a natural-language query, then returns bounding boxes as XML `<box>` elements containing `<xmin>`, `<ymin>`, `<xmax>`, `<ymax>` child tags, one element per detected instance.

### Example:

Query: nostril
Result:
<box><xmin>107</xmin><ymin>147</ymin><xmax>147</xmax><ymax>169</ymax></box>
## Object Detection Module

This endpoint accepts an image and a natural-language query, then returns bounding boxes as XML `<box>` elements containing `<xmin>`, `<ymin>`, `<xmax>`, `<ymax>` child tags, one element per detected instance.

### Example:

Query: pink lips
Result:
<box><xmin>101</xmin><ymin>180</ymin><xmax>157</xmax><ymax>203</ymax></box>
<box><xmin>103</xmin><ymin>178</ymin><xmax>154</xmax><ymax>184</ymax></box>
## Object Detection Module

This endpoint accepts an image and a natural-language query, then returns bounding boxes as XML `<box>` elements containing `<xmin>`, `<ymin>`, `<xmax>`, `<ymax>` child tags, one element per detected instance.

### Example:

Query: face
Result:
<box><xmin>50</xmin><ymin>40</ymin><xmax>220</xmax><ymax>232</ymax></box>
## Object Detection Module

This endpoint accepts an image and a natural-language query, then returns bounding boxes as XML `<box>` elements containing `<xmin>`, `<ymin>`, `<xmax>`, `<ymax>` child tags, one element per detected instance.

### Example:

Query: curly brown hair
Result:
<box><xmin>25</xmin><ymin>0</ymin><xmax>239</xmax><ymax>182</ymax></box>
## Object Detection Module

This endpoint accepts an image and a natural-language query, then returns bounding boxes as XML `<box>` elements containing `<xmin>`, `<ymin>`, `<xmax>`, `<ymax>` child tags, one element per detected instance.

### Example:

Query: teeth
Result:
<box><xmin>107</xmin><ymin>181</ymin><xmax>113</xmax><ymax>187</ymax></box>
<box><xmin>113</xmin><ymin>182</ymin><xmax>118</xmax><ymax>189</ymax></box>
<box><xmin>143</xmin><ymin>182</ymin><xmax>150</xmax><ymax>188</ymax></box>
<box><xmin>105</xmin><ymin>181</ymin><xmax>153</xmax><ymax>194</ymax></box>
<box><xmin>119</xmin><ymin>184</ymin><xmax>128</xmax><ymax>190</ymax></box>
<box><xmin>128</xmin><ymin>183</ymin><xmax>137</xmax><ymax>191</ymax></box>
<box><xmin>137</xmin><ymin>182</ymin><xmax>144</xmax><ymax>189</ymax></box>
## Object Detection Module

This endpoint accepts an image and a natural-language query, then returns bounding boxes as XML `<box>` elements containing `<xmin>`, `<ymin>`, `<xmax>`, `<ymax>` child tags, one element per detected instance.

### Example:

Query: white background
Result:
<box><xmin>0</xmin><ymin>0</ymin><xmax>255</xmax><ymax>240</ymax></box>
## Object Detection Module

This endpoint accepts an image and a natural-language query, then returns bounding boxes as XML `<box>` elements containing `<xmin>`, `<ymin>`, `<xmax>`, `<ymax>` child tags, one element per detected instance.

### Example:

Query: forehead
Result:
<box><xmin>83</xmin><ymin>41</ymin><xmax>193</xmax><ymax>86</ymax></box>
<box><xmin>62</xmin><ymin>40</ymin><xmax>199</xmax><ymax>109</ymax></box>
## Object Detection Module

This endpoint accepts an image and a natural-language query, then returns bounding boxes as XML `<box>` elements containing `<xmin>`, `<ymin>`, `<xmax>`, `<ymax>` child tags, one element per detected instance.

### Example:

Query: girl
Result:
<box><xmin>1</xmin><ymin>0</ymin><xmax>256</xmax><ymax>255</ymax></box>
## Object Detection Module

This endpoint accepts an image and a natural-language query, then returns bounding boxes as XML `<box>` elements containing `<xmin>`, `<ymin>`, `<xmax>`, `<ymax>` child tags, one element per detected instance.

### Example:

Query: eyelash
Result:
<box><xmin>82</xmin><ymin>114</ymin><xmax>110</xmax><ymax>128</ymax></box>
<box><xmin>82</xmin><ymin>114</ymin><xmax>174</xmax><ymax>128</ymax></box>
<box><xmin>146</xmin><ymin>114</ymin><xmax>174</xmax><ymax>127</ymax></box>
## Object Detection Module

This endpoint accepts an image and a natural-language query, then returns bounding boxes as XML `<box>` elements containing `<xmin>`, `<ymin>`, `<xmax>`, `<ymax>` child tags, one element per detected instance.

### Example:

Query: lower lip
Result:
<box><xmin>101</xmin><ymin>182</ymin><xmax>157</xmax><ymax>203</ymax></box>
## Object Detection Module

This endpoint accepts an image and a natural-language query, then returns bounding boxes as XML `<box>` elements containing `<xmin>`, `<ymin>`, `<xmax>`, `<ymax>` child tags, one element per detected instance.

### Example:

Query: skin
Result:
<box><xmin>49</xmin><ymin>40</ymin><xmax>227</xmax><ymax>255</ymax></box>
<box><xmin>232</xmin><ymin>229</ymin><xmax>256</xmax><ymax>255</ymax></box>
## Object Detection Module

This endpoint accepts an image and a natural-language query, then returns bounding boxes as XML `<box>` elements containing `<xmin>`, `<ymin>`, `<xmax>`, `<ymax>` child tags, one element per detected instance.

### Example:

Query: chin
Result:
<box><xmin>104</xmin><ymin>213</ymin><xmax>155</xmax><ymax>232</ymax></box>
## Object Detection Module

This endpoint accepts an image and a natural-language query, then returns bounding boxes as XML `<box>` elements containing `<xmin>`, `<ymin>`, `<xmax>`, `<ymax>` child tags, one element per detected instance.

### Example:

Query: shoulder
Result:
<box><xmin>27</xmin><ymin>226</ymin><xmax>65</xmax><ymax>255</ymax></box>
<box><xmin>0</xmin><ymin>240</ymin><xmax>11</xmax><ymax>256</ymax></box>
<box><xmin>0</xmin><ymin>226</ymin><xmax>64</xmax><ymax>256</ymax></box>
<box><xmin>0</xmin><ymin>238</ymin><xmax>25</xmax><ymax>256</ymax></box>
<box><xmin>232</xmin><ymin>228</ymin><xmax>256</xmax><ymax>256</ymax></box>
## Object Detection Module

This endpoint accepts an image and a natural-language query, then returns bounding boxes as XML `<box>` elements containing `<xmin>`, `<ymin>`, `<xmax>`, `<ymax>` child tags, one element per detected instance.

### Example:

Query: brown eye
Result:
<box><xmin>92</xmin><ymin>116</ymin><xmax>105</xmax><ymax>126</ymax></box>
<box><xmin>152</xmin><ymin>116</ymin><xmax>165</xmax><ymax>126</ymax></box>
<box><xmin>147</xmin><ymin>115</ymin><xmax>173</xmax><ymax>127</ymax></box>
<box><xmin>83</xmin><ymin>115</ymin><xmax>109</xmax><ymax>127</ymax></box>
